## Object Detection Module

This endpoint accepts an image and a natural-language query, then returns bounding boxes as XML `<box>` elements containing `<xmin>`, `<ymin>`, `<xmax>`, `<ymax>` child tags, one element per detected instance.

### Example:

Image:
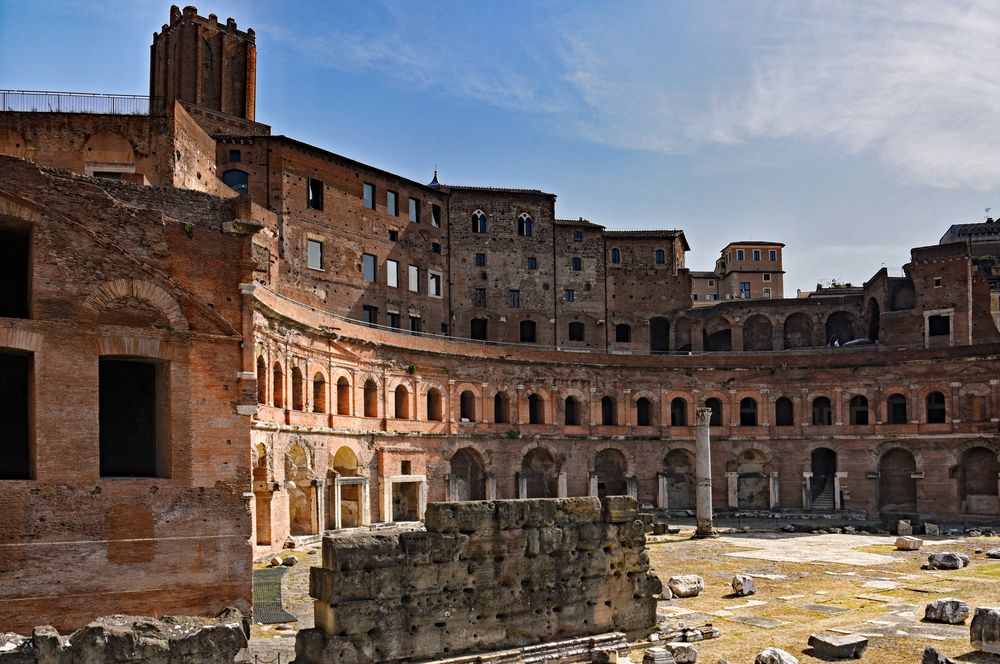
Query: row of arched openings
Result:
<box><xmin>470</xmin><ymin>210</ymin><xmax>534</xmax><ymax>237</ymax></box>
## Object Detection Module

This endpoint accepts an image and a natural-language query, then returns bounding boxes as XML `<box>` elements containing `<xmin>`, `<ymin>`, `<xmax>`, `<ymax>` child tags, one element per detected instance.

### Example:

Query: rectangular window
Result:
<box><xmin>740</xmin><ymin>282</ymin><xmax>751</xmax><ymax>298</ymax></box>
<box><xmin>362</xmin><ymin>253</ymin><xmax>376</xmax><ymax>283</ymax></box>
<box><xmin>708</xmin><ymin>279</ymin><xmax>715</xmax><ymax>287</ymax></box>
<box><xmin>307</xmin><ymin>177</ymin><xmax>324</xmax><ymax>211</ymax></box>
<box><xmin>431</xmin><ymin>242</ymin><xmax>442</xmax><ymax>254</ymax></box>
<box><xmin>408</xmin><ymin>315</ymin><xmax>421</xmax><ymax>333</ymax></box>
<box><xmin>753</xmin><ymin>249</ymin><xmax>761</xmax><ymax>261</ymax></box>
<box><xmin>362</xmin><ymin>305</ymin><xmax>378</xmax><ymax>326</ymax></box>
<box><xmin>573</xmin><ymin>231</ymin><xmax>583</xmax><ymax>242</ymax></box>
<box><xmin>363</xmin><ymin>182</ymin><xmax>374</xmax><ymax>209</ymax></box>
<box><xmin>934</xmin><ymin>276</ymin><xmax>942</xmax><ymax>288</ymax></box>
<box><xmin>0</xmin><ymin>352</ymin><xmax>30</xmax><ymax>479</ymax></box>
<box><xmin>475</xmin><ymin>252</ymin><xmax>486</xmax><ymax>267</ymax></box>
<box><xmin>228</xmin><ymin>149</ymin><xmax>241</xmax><ymax>162</ymax></box>
<box><xmin>527</xmin><ymin>257</ymin><xmax>537</xmax><ymax>270</ymax></box>
<box><xmin>763</xmin><ymin>287</ymin><xmax>772</xmax><ymax>298</ymax></box>
<box><xmin>0</xmin><ymin>228</ymin><xmax>29</xmax><ymax>318</ymax></box>
<box><xmin>769</xmin><ymin>249</ymin><xmax>777</xmax><ymax>261</ymax></box>
<box><xmin>737</xmin><ymin>249</ymin><xmax>745</xmax><ymax>261</ymax></box>
<box><xmin>929</xmin><ymin>314</ymin><xmax>951</xmax><ymax>336</ymax></box>
<box><xmin>429</xmin><ymin>271</ymin><xmax>442</xmax><ymax>297</ymax></box>
<box><xmin>99</xmin><ymin>358</ymin><xmax>165</xmax><ymax>478</ymax></box>
<box><xmin>388</xmin><ymin>229</ymin><xmax>398</xmax><ymax>242</ymax></box>
<box><xmin>692</xmin><ymin>293</ymin><xmax>699</xmax><ymax>300</ymax></box>
<box><xmin>763</xmin><ymin>273</ymin><xmax>771</xmax><ymax>282</ymax></box>
<box><xmin>431</xmin><ymin>204</ymin><xmax>441</xmax><ymax>228</ymax></box>
<box><xmin>475</xmin><ymin>288</ymin><xmax>486</xmax><ymax>307</ymax></box>
<box><xmin>386</xmin><ymin>259</ymin><xmax>399</xmax><ymax>287</ymax></box>
<box><xmin>408</xmin><ymin>197</ymin><xmax>419</xmax><ymax>223</ymax></box>
<box><xmin>408</xmin><ymin>265</ymin><xmax>419</xmax><ymax>292</ymax></box>
<box><xmin>709</xmin><ymin>293</ymin><xmax>718</xmax><ymax>300</ymax></box>
<box><xmin>509</xmin><ymin>290</ymin><xmax>520</xmax><ymax>308</ymax></box>
<box><xmin>564</xmin><ymin>289</ymin><xmax>575</xmax><ymax>302</ymax></box>
<box><xmin>387</xmin><ymin>190</ymin><xmax>398</xmax><ymax>216</ymax></box>
<box><xmin>387</xmin><ymin>312</ymin><xmax>400</xmax><ymax>328</ymax></box>
<box><xmin>307</xmin><ymin>239</ymin><xmax>323</xmax><ymax>270</ymax></box>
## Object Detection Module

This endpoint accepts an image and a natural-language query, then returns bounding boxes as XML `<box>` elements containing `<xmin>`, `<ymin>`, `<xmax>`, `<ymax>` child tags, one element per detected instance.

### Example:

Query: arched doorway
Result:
<box><xmin>663</xmin><ymin>449</ymin><xmax>695</xmax><ymax>509</ymax></box>
<box><xmin>878</xmin><ymin>448</ymin><xmax>917</xmax><ymax>513</ymax></box>
<box><xmin>736</xmin><ymin>449</ymin><xmax>769</xmax><ymax>509</ymax></box>
<box><xmin>521</xmin><ymin>448</ymin><xmax>557</xmax><ymax>498</ymax></box>
<box><xmin>703</xmin><ymin>317</ymin><xmax>732</xmax><ymax>352</ymax></box>
<box><xmin>449</xmin><ymin>448</ymin><xmax>486</xmax><ymax>501</ymax></box>
<box><xmin>743</xmin><ymin>315</ymin><xmax>773</xmax><ymax>351</ymax></box>
<box><xmin>825</xmin><ymin>311</ymin><xmax>857</xmax><ymax>345</ymax></box>
<box><xmin>286</xmin><ymin>443</ymin><xmax>316</xmax><ymax>536</ymax></box>
<box><xmin>595</xmin><ymin>448</ymin><xmax>627</xmax><ymax>497</ymax></box>
<box><xmin>810</xmin><ymin>448</ymin><xmax>837</xmax><ymax>509</ymax></box>
<box><xmin>329</xmin><ymin>446</ymin><xmax>360</xmax><ymax>529</ymax></box>
<box><xmin>783</xmin><ymin>313</ymin><xmax>813</xmax><ymax>349</ymax></box>
<box><xmin>959</xmin><ymin>447</ymin><xmax>999</xmax><ymax>515</ymax></box>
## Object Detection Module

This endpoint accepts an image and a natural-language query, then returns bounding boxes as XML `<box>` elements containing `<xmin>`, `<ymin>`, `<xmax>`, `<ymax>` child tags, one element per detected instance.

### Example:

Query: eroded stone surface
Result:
<box><xmin>669</xmin><ymin>575</ymin><xmax>705</xmax><ymax>598</ymax></box>
<box><xmin>971</xmin><ymin>606</ymin><xmax>1000</xmax><ymax>655</ymax></box>
<box><xmin>731</xmin><ymin>575</ymin><xmax>756</xmax><ymax>596</ymax></box>
<box><xmin>926</xmin><ymin>552</ymin><xmax>971</xmax><ymax>570</ymax></box>
<box><xmin>923</xmin><ymin>598</ymin><xmax>969</xmax><ymax>624</ymax></box>
<box><xmin>755</xmin><ymin>646</ymin><xmax>798</xmax><ymax>664</ymax></box>
<box><xmin>896</xmin><ymin>536</ymin><xmax>923</xmax><ymax>551</ymax></box>
<box><xmin>807</xmin><ymin>633</ymin><xmax>868</xmax><ymax>659</ymax></box>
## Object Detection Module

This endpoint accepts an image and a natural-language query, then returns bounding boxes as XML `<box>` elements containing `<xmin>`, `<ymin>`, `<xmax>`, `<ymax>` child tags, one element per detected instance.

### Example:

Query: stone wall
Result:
<box><xmin>294</xmin><ymin>497</ymin><xmax>661</xmax><ymax>663</ymax></box>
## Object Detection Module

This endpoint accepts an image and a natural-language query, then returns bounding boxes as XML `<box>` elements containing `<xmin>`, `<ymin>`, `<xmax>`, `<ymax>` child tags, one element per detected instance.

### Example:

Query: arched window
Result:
<box><xmin>739</xmin><ymin>397</ymin><xmax>758</xmax><ymax>426</ymax></box>
<box><xmin>615</xmin><ymin>324</ymin><xmax>631</xmax><ymax>343</ymax></box>
<box><xmin>363</xmin><ymin>379</ymin><xmax>378</xmax><ymax>417</ymax></box>
<box><xmin>471</xmin><ymin>210</ymin><xmax>487</xmax><ymax>234</ymax></box>
<box><xmin>222</xmin><ymin>169</ymin><xmax>249</xmax><ymax>194</ymax></box>
<box><xmin>775</xmin><ymin>397</ymin><xmax>794</xmax><ymax>426</ymax></box>
<box><xmin>705</xmin><ymin>397</ymin><xmax>723</xmax><ymax>426</ymax></box>
<box><xmin>564</xmin><ymin>396</ymin><xmax>580</xmax><ymax>426</ymax></box>
<box><xmin>336</xmin><ymin>377</ymin><xmax>350</xmax><ymax>415</ymax></box>
<box><xmin>494</xmin><ymin>392</ymin><xmax>510</xmax><ymax>423</ymax></box>
<box><xmin>926</xmin><ymin>391</ymin><xmax>946</xmax><ymax>423</ymax></box>
<box><xmin>654</xmin><ymin>249</ymin><xmax>665</xmax><ymax>265</ymax></box>
<box><xmin>272</xmin><ymin>362</ymin><xmax>284</xmax><ymax>408</ymax></box>
<box><xmin>568</xmin><ymin>321</ymin><xmax>585</xmax><ymax>341</ymax></box>
<box><xmin>517</xmin><ymin>213</ymin><xmax>533</xmax><ymax>237</ymax></box>
<box><xmin>426</xmin><ymin>388</ymin><xmax>443</xmax><ymax>421</ymax></box>
<box><xmin>256</xmin><ymin>356</ymin><xmax>267</xmax><ymax>404</ymax></box>
<box><xmin>291</xmin><ymin>367</ymin><xmax>305</xmax><ymax>411</ymax></box>
<box><xmin>528</xmin><ymin>393</ymin><xmax>544</xmax><ymax>424</ymax></box>
<box><xmin>394</xmin><ymin>385</ymin><xmax>409</xmax><ymax>419</ymax></box>
<box><xmin>610</xmin><ymin>247</ymin><xmax>621</xmax><ymax>264</ymax></box>
<box><xmin>460</xmin><ymin>390</ymin><xmax>476</xmax><ymax>421</ymax></box>
<box><xmin>812</xmin><ymin>397</ymin><xmax>832</xmax><ymax>425</ymax></box>
<box><xmin>313</xmin><ymin>373</ymin><xmax>327</xmax><ymax>413</ymax></box>
<box><xmin>670</xmin><ymin>397</ymin><xmax>687</xmax><ymax>426</ymax></box>
<box><xmin>571</xmin><ymin>257</ymin><xmax>582</xmax><ymax>271</ymax></box>
<box><xmin>636</xmin><ymin>397</ymin><xmax>652</xmax><ymax>426</ymax></box>
<box><xmin>887</xmin><ymin>393</ymin><xmax>908</xmax><ymax>424</ymax></box>
<box><xmin>601</xmin><ymin>396</ymin><xmax>616</xmax><ymax>425</ymax></box>
<box><xmin>849</xmin><ymin>395</ymin><xmax>868</xmax><ymax>425</ymax></box>
<box><xmin>520</xmin><ymin>320</ymin><xmax>537</xmax><ymax>343</ymax></box>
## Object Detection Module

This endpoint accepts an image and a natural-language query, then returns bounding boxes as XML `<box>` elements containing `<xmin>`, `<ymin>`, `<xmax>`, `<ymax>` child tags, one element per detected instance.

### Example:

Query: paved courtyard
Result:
<box><xmin>246</xmin><ymin>529</ymin><xmax>1000</xmax><ymax>663</ymax></box>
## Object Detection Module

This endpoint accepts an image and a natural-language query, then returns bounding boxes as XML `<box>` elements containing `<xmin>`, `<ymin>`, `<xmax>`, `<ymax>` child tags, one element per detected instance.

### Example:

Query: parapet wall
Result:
<box><xmin>294</xmin><ymin>497</ymin><xmax>661</xmax><ymax>663</ymax></box>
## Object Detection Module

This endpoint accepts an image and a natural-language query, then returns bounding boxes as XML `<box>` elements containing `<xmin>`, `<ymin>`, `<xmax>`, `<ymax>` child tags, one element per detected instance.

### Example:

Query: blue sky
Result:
<box><xmin>3</xmin><ymin>1</ymin><xmax>999</xmax><ymax>294</ymax></box>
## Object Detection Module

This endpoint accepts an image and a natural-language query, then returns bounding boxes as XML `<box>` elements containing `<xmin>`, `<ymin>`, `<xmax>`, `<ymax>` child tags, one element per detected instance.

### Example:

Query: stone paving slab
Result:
<box><xmin>719</xmin><ymin>533</ymin><xmax>902</xmax><ymax>565</ymax></box>
<box><xmin>724</xmin><ymin>615</ymin><xmax>789</xmax><ymax>628</ymax></box>
<box><xmin>799</xmin><ymin>603</ymin><xmax>851</xmax><ymax>614</ymax></box>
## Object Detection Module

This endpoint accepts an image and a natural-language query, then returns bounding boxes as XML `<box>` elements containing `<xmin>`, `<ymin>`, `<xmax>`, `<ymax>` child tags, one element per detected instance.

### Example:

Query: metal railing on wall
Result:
<box><xmin>0</xmin><ymin>90</ymin><xmax>166</xmax><ymax>116</ymax></box>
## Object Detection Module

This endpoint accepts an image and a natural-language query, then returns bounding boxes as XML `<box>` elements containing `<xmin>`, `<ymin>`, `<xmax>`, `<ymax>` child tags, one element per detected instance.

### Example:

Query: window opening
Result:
<box><xmin>307</xmin><ymin>178</ymin><xmax>324</xmax><ymax>210</ymax></box>
<box><xmin>99</xmin><ymin>358</ymin><xmax>164</xmax><ymax>477</ymax></box>
<box><xmin>307</xmin><ymin>239</ymin><xmax>323</xmax><ymax>270</ymax></box>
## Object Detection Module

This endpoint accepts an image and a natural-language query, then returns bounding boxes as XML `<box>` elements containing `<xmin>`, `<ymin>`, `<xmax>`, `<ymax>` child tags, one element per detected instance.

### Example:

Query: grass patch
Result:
<box><xmin>856</xmin><ymin>544</ymin><xmax>898</xmax><ymax>553</ymax></box>
<box><xmin>969</xmin><ymin>563</ymin><xmax>1000</xmax><ymax>578</ymax></box>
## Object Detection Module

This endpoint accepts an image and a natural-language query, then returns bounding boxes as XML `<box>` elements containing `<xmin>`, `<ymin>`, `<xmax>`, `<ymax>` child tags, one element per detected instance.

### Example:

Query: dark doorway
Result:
<box><xmin>522</xmin><ymin>448</ymin><xmax>557</xmax><ymax>498</ymax></box>
<box><xmin>0</xmin><ymin>228</ymin><xmax>29</xmax><ymax>319</ymax></box>
<box><xmin>878</xmin><ymin>448</ymin><xmax>917</xmax><ymax>512</ymax></box>
<box><xmin>595</xmin><ymin>448</ymin><xmax>627</xmax><ymax>497</ymax></box>
<box><xmin>810</xmin><ymin>448</ymin><xmax>837</xmax><ymax>507</ymax></box>
<box><xmin>0</xmin><ymin>352</ymin><xmax>30</xmax><ymax>479</ymax></box>
<box><xmin>99</xmin><ymin>358</ymin><xmax>161</xmax><ymax>477</ymax></box>
<box><xmin>650</xmin><ymin>317</ymin><xmax>669</xmax><ymax>353</ymax></box>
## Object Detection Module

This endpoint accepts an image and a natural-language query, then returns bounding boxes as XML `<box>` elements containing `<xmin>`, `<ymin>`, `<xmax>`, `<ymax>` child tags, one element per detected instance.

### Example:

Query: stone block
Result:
<box><xmin>807</xmin><ymin>633</ymin><xmax>868</xmax><ymax>659</ymax></box>
<box><xmin>731</xmin><ymin>575</ymin><xmax>756</xmax><ymax>596</ymax></box>
<box><xmin>424</xmin><ymin>500</ymin><xmax>496</xmax><ymax>533</ymax></box>
<box><xmin>895</xmin><ymin>536</ymin><xmax>923</xmax><ymax>550</ymax></box>
<box><xmin>971</xmin><ymin>606</ymin><xmax>1000</xmax><ymax>655</ymax></box>
<box><xmin>927</xmin><ymin>552</ymin><xmax>971</xmax><ymax>570</ymax></box>
<box><xmin>602</xmin><ymin>495</ymin><xmax>639</xmax><ymax>523</ymax></box>
<box><xmin>985</xmin><ymin>548</ymin><xmax>1000</xmax><ymax>559</ymax></box>
<box><xmin>922</xmin><ymin>646</ymin><xmax>957</xmax><ymax>663</ymax></box>
<box><xmin>925</xmin><ymin>523</ymin><xmax>940</xmax><ymax>536</ymax></box>
<box><xmin>924</xmin><ymin>598</ymin><xmax>969</xmax><ymax>624</ymax></box>
<box><xmin>897</xmin><ymin>520</ymin><xmax>913</xmax><ymax>536</ymax></box>
<box><xmin>643</xmin><ymin>647</ymin><xmax>678</xmax><ymax>664</ymax></box>
<box><xmin>663</xmin><ymin>642</ymin><xmax>698</xmax><ymax>662</ymax></box>
<box><xmin>668</xmin><ymin>575</ymin><xmax>704</xmax><ymax>598</ymax></box>
<box><xmin>755</xmin><ymin>647</ymin><xmax>798</xmax><ymax>664</ymax></box>
<box><xmin>653</xmin><ymin>522</ymin><xmax>669</xmax><ymax>536</ymax></box>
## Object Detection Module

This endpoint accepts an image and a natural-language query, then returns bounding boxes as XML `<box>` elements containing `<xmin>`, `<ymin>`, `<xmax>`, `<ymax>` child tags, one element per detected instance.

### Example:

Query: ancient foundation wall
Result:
<box><xmin>294</xmin><ymin>497</ymin><xmax>661</xmax><ymax>663</ymax></box>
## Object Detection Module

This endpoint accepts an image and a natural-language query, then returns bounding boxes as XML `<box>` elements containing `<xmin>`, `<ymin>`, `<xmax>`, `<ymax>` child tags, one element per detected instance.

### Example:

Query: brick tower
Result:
<box><xmin>149</xmin><ymin>5</ymin><xmax>256</xmax><ymax>120</ymax></box>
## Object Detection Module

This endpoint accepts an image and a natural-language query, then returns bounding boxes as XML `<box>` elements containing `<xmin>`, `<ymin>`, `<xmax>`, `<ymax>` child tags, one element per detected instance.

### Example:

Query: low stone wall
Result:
<box><xmin>0</xmin><ymin>608</ymin><xmax>247</xmax><ymax>663</ymax></box>
<box><xmin>295</xmin><ymin>496</ymin><xmax>661</xmax><ymax>663</ymax></box>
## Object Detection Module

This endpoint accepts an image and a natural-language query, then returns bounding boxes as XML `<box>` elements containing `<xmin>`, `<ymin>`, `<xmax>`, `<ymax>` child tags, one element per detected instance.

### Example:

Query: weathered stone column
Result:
<box><xmin>694</xmin><ymin>406</ymin><xmax>716</xmax><ymax>538</ymax></box>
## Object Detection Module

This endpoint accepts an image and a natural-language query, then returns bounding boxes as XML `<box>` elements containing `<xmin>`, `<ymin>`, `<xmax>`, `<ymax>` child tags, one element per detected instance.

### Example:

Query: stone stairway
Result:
<box><xmin>812</xmin><ymin>483</ymin><xmax>835</xmax><ymax>510</ymax></box>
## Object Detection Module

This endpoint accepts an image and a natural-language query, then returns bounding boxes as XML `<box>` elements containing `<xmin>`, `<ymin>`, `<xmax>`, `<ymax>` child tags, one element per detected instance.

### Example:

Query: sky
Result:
<box><xmin>2</xmin><ymin>0</ymin><xmax>999</xmax><ymax>294</ymax></box>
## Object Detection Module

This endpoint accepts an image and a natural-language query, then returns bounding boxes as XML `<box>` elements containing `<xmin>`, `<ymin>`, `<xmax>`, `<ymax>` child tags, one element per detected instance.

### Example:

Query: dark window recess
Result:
<box><xmin>432</xmin><ymin>242</ymin><xmax>442</xmax><ymax>254</ymax></box>
<box><xmin>388</xmin><ymin>230</ymin><xmax>398</xmax><ymax>241</ymax></box>
<box><xmin>99</xmin><ymin>359</ymin><xmax>161</xmax><ymax>477</ymax></box>
<box><xmin>0</xmin><ymin>229</ymin><xmax>29</xmax><ymax>318</ymax></box>
<box><xmin>431</xmin><ymin>204</ymin><xmax>441</xmax><ymax>228</ymax></box>
<box><xmin>527</xmin><ymin>257</ymin><xmax>537</xmax><ymax>270</ymax></box>
<box><xmin>307</xmin><ymin>177</ymin><xmax>324</xmax><ymax>210</ymax></box>
<box><xmin>573</xmin><ymin>231</ymin><xmax>583</xmax><ymax>242</ymax></box>
<box><xmin>572</xmin><ymin>257</ymin><xmax>582</xmax><ymax>271</ymax></box>
<box><xmin>615</xmin><ymin>324</ymin><xmax>631</xmax><ymax>343</ymax></box>
<box><xmin>520</xmin><ymin>320</ymin><xmax>536</xmax><ymax>343</ymax></box>
<box><xmin>474</xmin><ymin>288</ymin><xmax>486</xmax><ymax>307</ymax></box>
<box><xmin>228</xmin><ymin>149</ymin><xmax>241</xmax><ymax>162</ymax></box>
<box><xmin>568</xmin><ymin>321</ymin><xmax>585</xmax><ymax>341</ymax></box>
<box><xmin>518</xmin><ymin>214</ymin><xmax>533</xmax><ymax>237</ymax></box>
<box><xmin>475</xmin><ymin>253</ymin><xmax>486</xmax><ymax>267</ymax></box>
<box><xmin>387</xmin><ymin>312</ymin><xmax>400</xmax><ymax>329</ymax></box>
<box><xmin>362</xmin><ymin>306</ymin><xmax>378</xmax><ymax>326</ymax></box>
<box><xmin>222</xmin><ymin>169</ymin><xmax>248</xmax><ymax>194</ymax></box>
<box><xmin>408</xmin><ymin>316</ymin><xmax>421</xmax><ymax>333</ymax></box>
<box><xmin>92</xmin><ymin>171</ymin><xmax>123</xmax><ymax>179</ymax></box>
<box><xmin>775</xmin><ymin>397</ymin><xmax>794</xmax><ymax>426</ymax></box>
<box><xmin>471</xmin><ymin>318</ymin><xmax>488</xmax><ymax>340</ymax></box>
<box><xmin>928</xmin><ymin>315</ymin><xmax>950</xmax><ymax>336</ymax></box>
<box><xmin>0</xmin><ymin>352</ymin><xmax>30</xmax><ymax>479</ymax></box>
<box><xmin>401</xmin><ymin>460</ymin><xmax>412</xmax><ymax>475</ymax></box>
